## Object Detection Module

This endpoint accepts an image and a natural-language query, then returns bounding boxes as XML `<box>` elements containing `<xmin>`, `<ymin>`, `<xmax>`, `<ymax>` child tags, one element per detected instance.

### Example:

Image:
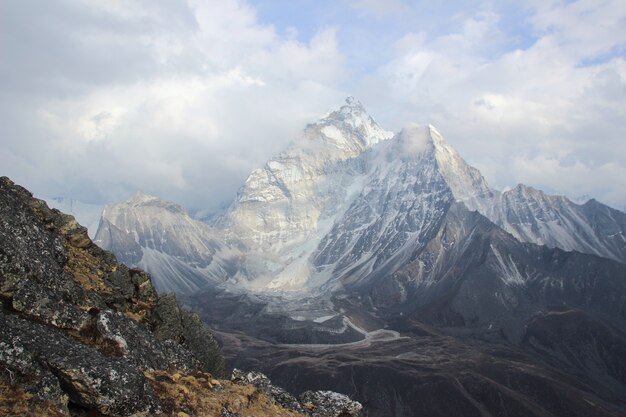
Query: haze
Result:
<box><xmin>1</xmin><ymin>0</ymin><xmax>625</xmax><ymax>214</ymax></box>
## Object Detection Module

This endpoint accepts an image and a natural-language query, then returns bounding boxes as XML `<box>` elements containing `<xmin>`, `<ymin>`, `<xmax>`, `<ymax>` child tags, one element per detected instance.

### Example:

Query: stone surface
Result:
<box><xmin>300</xmin><ymin>390</ymin><xmax>363</xmax><ymax>417</ymax></box>
<box><xmin>0</xmin><ymin>177</ymin><xmax>224</xmax><ymax>415</ymax></box>
<box><xmin>151</xmin><ymin>293</ymin><xmax>226</xmax><ymax>376</ymax></box>
<box><xmin>231</xmin><ymin>369</ymin><xmax>362</xmax><ymax>416</ymax></box>
<box><xmin>0</xmin><ymin>308</ymin><xmax>160</xmax><ymax>415</ymax></box>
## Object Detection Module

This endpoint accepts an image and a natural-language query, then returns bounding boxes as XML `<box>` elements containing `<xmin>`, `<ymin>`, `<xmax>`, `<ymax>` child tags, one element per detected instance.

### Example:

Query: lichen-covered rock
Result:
<box><xmin>0</xmin><ymin>177</ymin><xmax>226</xmax><ymax>415</ymax></box>
<box><xmin>180</xmin><ymin>309</ymin><xmax>226</xmax><ymax>376</ymax></box>
<box><xmin>300</xmin><ymin>391</ymin><xmax>363</xmax><ymax>417</ymax></box>
<box><xmin>231</xmin><ymin>369</ymin><xmax>361</xmax><ymax>416</ymax></box>
<box><xmin>232</xmin><ymin>369</ymin><xmax>305</xmax><ymax>412</ymax></box>
<box><xmin>0</xmin><ymin>309</ymin><xmax>160</xmax><ymax>415</ymax></box>
<box><xmin>151</xmin><ymin>293</ymin><xmax>226</xmax><ymax>376</ymax></box>
<box><xmin>232</xmin><ymin>368</ymin><xmax>272</xmax><ymax>387</ymax></box>
<box><xmin>94</xmin><ymin>309</ymin><xmax>199</xmax><ymax>372</ymax></box>
<box><xmin>152</xmin><ymin>293</ymin><xmax>185</xmax><ymax>341</ymax></box>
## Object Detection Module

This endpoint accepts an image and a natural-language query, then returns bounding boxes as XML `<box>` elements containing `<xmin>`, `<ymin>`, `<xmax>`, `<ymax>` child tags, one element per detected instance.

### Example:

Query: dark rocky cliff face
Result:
<box><xmin>0</xmin><ymin>176</ymin><xmax>225</xmax><ymax>415</ymax></box>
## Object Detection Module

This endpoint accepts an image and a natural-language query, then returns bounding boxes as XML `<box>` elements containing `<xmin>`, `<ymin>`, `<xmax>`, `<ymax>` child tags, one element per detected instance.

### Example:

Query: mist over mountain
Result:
<box><xmin>98</xmin><ymin>98</ymin><xmax>626</xmax><ymax>296</ymax></box>
<box><xmin>94</xmin><ymin>98</ymin><xmax>626</xmax><ymax>416</ymax></box>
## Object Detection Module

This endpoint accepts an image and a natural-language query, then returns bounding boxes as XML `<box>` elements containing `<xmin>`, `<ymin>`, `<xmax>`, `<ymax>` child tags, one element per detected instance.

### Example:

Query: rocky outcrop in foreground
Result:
<box><xmin>0</xmin><ymin>176</ymin><xmax>361</xmax><ymax>417</ymax></box>
<box><xmin>231</xmin><ymin>369</ymin><xmax>363</xmax><ymax>417</ymax></box>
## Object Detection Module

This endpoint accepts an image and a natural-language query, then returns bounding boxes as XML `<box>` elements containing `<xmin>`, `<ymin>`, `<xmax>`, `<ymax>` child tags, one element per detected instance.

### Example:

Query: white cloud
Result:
<box><xmin>361</xmin><ymin>0</ymin><xmax>626</xmax><ymax>208</ymax></box>
<box><xmin>0</xmin><ymin>0</ymin><xmax>347</xmax><ymax>211</ymax></box>
<box><xmin>1</xmin><ymin>0</ymin><xmax>626</xmax><ymax>213</ymax></box>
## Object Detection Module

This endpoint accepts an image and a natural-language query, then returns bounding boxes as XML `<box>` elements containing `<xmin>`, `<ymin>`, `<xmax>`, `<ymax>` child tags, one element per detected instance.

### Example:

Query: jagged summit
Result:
<box><xmin>297</xmin><ymin>96</ymin><xmax>393</xmax><ymax>156</ymax></box>
<box><xmin>97</xmin><ymin>98</ymin><xmax>626</xmax><ymax>297</ymax></box>
<box><xmin>120</xmin><ymin>191</ymin><xmax>187</xmax><ymax>215</ymax></box>
<box><xmin>126</xmin><ymin>191</ymin><xmax>161</xmax><ymax>206</ymax></box>
<box><xmin>344</xmin><ymin>95</ymin><xmax>362</xmax><ymax>107</ymax></box>
<box><xmin>223</xmin><ymin>98</ymin><xmax>392</xmax><ymax>254</ymax></box>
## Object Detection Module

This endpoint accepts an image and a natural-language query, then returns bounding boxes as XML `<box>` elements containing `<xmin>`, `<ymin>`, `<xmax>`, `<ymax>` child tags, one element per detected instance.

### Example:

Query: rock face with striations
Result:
<box><xmin>94</xmin><ymin>191</ymin><xmax>239</xmax><ymax>294</ymax></box>
<box><xmin>0</xmin><ymin>176</ymin><xmax>223</xmax><ymax>415</ymax></box>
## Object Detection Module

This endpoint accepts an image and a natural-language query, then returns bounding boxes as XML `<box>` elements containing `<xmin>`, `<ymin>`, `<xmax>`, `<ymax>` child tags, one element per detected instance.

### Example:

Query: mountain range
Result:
<box><xmin>87</xmin><ymin>98</ymin><xmax>626</xmax><ymax>416</ymax></box>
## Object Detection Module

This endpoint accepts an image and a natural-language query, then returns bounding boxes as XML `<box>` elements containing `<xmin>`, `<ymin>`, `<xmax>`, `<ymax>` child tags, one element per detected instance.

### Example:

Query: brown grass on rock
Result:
<box><xmin>145</xmin><ymin>370</ymin><xmax>307</xmax><ymax>417</ymax></box>
<box><xmin>0</xmin><ymin>381</ymin><xmax>68</xmax><ymax>417</ymax></box>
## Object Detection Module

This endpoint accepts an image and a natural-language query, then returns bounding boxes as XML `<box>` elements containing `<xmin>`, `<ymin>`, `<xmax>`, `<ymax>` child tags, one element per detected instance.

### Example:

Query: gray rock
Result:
<box><xmin>151</xmin><ymin>293</ymin><xmax>225</xmax><ymax>376</ymax></box>
<box><xmin>231</xmin><ymin>368</ymin><xmax>305</xmax><ymax>412</ymax></box>
<box><xmin>231</xmin><ymin>368</ymin><xmax>272</xmax><ymax>387</ymax></box>
<box><xmin>300</xmin><ymin>391</ymin><xmax>363</xmax><ymax>417</ymax></box>
<box><xmin>231</xmin><ymin>369</ymin><xmax>361</xmax><ymax>415</ymax></box>
<box><xmin>220</xmin><ymin>408</ymin><xmax>240</xmax><ymax>417</ymax></box>
<box><xmin>180</xmin><ymin>309</ymin><xmax>226</xmax><ymax>376</ymax></box>
<box><xmin>0</xmin><ymin>176</ymin><xmax>226</xmax><ymax>415</ymax></box>
<box><xmin>151</xmin><ymin>293</ymin><xmax>184</xmax><ymax>342</ymax></box>
<box><xmin>95</xmin><ymin>309</ymin><xmax>199</xmax><ymax>372</ymax></box>
<box><xmin>0</xmin><ymin>309</ymin><xmax>160</xmax><ymax>416</ymax></box>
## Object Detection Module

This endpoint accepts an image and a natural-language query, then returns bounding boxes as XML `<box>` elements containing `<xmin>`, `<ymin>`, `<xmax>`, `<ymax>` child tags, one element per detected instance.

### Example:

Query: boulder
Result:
<box><xmin>232</xmin><ymin>369</ymin><xmax>362</xmax><ymax>416</ymax></box>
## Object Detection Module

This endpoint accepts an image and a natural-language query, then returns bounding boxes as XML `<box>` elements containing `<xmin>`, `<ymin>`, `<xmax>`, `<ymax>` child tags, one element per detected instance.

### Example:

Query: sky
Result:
<box><xmin>1</xmin><ymin>0</ymin><xmax>626</xmax><ymax>214</ymax></box>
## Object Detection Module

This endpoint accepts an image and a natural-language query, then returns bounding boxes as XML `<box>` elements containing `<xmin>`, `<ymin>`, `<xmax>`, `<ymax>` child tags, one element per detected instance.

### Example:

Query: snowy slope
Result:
<box><xmin>485</xmin><ymin>185</ymin><xmax>626</xmax><ymax>262</ymax></box>
<box><xmin>438</xmin><ymin>161</ymin><xmax>626</xmax><ymax>264</ymax></box>
<box><xmin>219</xmin><ymin>97</ymin><xmax>394</xmax><ymax>290</ymax></box>
<box><xmin>312</xmin><ymin>126</ymin><xmax>454</xmax><ymax>291</ymax></box>
<box><xmin>94</xmin><ymin>192</ymin><xmax>240</xmax><ymax>293</ymax></box>
<box><xmin>222</xmin><ymin>97</ymin><xmax>392</xmax><ymax>248</ymax></box>
<box><xmin>421</xmin><ymin>126</ymin><xmax>626</xmax><ymax>264</ymax></box>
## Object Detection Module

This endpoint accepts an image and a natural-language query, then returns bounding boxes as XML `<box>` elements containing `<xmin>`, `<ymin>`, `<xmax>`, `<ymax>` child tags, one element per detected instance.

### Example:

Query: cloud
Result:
<box><xmin>1</xmin><ymin>0</ymin><xmax>626</xmax><ymax>213</ymax></box>
<box><xmin>358</xmin><ymin>0</ymin><xmax>626</xmax><ymax>208</ymax></box>
<box><xmin>400</xmin><ymin>124</ymin><xmax>431</xmax><ymax>155</ymax></box>
<box><xmin>0</xmin><ymin>0</ymin><xmax>347</xmax><ymax>212</ymax></box>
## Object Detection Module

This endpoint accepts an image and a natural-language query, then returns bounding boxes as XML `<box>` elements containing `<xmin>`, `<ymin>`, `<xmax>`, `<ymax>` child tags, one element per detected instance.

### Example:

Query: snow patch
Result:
<box><xmin>313</xmin><ymin>315</ymin><xmax>336</xmax><ymax>323</ymax></box>
<box><xmin>491</xmin><ymin>244</ymin><xmax>527</xmax><ymax>286</ymax></box>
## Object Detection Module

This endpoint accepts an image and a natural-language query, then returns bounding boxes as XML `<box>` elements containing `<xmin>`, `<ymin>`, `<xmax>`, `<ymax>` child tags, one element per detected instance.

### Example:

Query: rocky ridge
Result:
<box><xmin>0</xmin><ymin>176</ymin><xmax>361</xmax><ymax>417</ymax></box>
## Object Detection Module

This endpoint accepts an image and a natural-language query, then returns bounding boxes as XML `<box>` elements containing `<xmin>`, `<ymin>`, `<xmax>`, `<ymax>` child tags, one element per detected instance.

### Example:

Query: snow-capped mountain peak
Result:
<box><xmin>127</xmin><ymin>191</ymin><xmax>159</xmax><ymax>205</ymax></box>
<box><xmin>298</xmin><ymin>96</ymin><xmax>393</xmax><ymax>156</ymax></box>
<box><xmin>395</xmin><ymin>124</ymin><xmax>436</xmax><ymax>157</ymax></box>
<box><xmin>122</xmin><ymin>191</ymin><xmax>187</xmax><ymax>215</ymax></box>
<box><xmin>222</xmin><ymin>98</ymin><xmax>393</xmax><ymax>252</ymax></box>
<box><xmin>427</xmin><ymin>126</ymin><xmax>494</xmax><ymax>210</ymax></box>
<box><xmin>95</xmin><ymin>193</ymin><xmax>238</xmax><ymax>293</ymax></box>
<box><xmin>96</xmin><ymin>97</ymin><xmax>626</xmax><ymax>298</ymax></box>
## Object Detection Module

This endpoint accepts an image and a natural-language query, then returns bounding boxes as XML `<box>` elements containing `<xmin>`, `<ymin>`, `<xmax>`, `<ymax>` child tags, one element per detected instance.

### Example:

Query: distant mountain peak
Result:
<box><xmin>335</xmin><ymin>96</ymin><xmax>367</xmax><ymax>118</ymax></box>
<box><xmin>122</xmin><ymin>192</ymin><xmax>188</xmax><ymax>215</ymax></box>
<box><xmin>128</xmin><ymin>191</ymin><xmax>159</xmax><ymax>205</ymax></box>
<box><xmin>97</xmin><ymin>97</ymin><xmax>626</xmax><ymax>298</ymax></box>
<box><xmin>506</xmin><ymin>183</ymin><xmax>568</xmax><ymax>204</ymax></box>
<box><xmin>396</xmin><ymin>124</ymin><xmax>444</xmax><ymax>157</ymax></box>
<box><xmin>300</xmin><ymin>97</ymin><xmax>392</xmax><ymax>154</ymax></box>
